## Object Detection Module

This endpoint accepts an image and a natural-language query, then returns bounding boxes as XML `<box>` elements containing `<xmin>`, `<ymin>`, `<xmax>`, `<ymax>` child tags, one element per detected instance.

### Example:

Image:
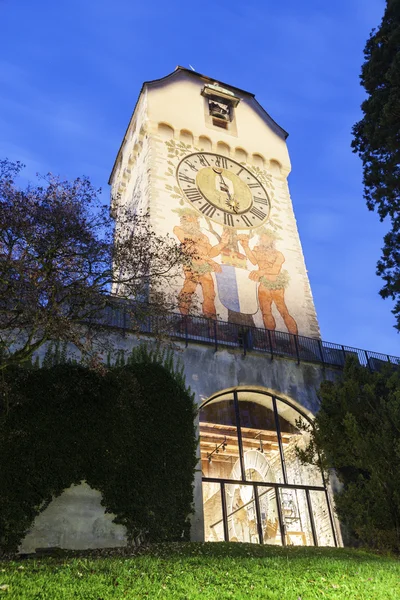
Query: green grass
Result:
<box><xmin>0</xmin><ymin>542</ymin><xmax>399</xmax><ymax>599</ymax></box>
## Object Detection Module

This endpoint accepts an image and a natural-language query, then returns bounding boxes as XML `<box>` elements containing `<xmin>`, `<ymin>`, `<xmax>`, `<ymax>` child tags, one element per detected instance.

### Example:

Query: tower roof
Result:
<box><xmin>109</xmin><ymin>67</ymin><xmax>288</xmax><ymax>184</ymax></box>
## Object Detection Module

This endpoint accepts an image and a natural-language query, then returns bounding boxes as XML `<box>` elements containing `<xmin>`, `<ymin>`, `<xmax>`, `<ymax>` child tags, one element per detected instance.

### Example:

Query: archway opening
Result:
<box><xmin>200</xmin><ymin>389</ymin><xmax>337</xmax><ymax>547</ymax></box>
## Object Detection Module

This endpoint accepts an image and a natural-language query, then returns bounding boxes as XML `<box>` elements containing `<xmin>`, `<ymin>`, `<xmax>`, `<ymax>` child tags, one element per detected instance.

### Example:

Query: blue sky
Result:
<box><xmin>1</xmin><ymin>0</ymin><xmax>398</xmax><ymax>356</ymax></box>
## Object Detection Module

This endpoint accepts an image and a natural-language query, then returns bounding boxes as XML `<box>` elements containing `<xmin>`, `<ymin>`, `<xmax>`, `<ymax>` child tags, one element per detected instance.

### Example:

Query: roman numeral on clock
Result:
<box><xmin>224</xmin><ymin>213</ymin><xmax>234</xmax><ymax>227</ymax></box>
<box><xmin>215</xmin><ymin>156</ymin><xmax>228</xmax><ymax>169</ymax></box>
<box><xmin>179</xmin><ymin>173</ymin><xmax>196</xmax><ymax>185</ymax></box>
<box><xmin>198</xmin><ymin>154</ymin><xmax>210</xmax><ymax>167</ymax></box>
<box><xmin>184</xmin><ymin>188</ymin><xmax>203</xmax><ymax>202</ymax></box>
<box><xmin>241</xmin><ymin>215</ymin><xmax>252</xmax><ymax>227</ymax></box>
<box><xmin>254</xmin><ymin>197</ymin><xmax>269</xmax><ymax>205</ymax></box>
<box><xmin>248</xmin><ymin>183</ymin><xmax>261</xmax><ymax>188</ymax></box>
<box><xmin>185</xmin><ymin>161</ymin><xmax>198</xmax><ymax>172</ymax></box>
<box><xmin>199</xmin><ymin>203</ymin><xmax>216</xmax><ymax>218</ymax></box>
<box><xmin>250</xmin><ymin>206</ymin><xmax>265</xmax><ymax>220</ymax></box>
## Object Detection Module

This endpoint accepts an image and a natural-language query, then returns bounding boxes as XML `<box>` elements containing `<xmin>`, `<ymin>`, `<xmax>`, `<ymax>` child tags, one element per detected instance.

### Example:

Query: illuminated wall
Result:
<box><xmin>109</xmin><ymin>68</ymin><xmax>321</xmax><ymax>339</ymax></box>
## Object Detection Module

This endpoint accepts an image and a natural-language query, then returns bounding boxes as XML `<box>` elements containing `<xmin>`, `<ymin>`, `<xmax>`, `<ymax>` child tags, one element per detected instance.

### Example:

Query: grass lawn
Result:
<box><xmin>0</xmin><ymin>542</ymin><xmax>399</xmax><ymax>599</ymax></box>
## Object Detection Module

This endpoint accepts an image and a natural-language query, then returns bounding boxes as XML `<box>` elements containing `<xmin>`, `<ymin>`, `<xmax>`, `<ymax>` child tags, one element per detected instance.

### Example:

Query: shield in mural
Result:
<box><xmin>215</xmin><ymin>265</ymin><xmax>259</xmax><ymax>315</ymax></box>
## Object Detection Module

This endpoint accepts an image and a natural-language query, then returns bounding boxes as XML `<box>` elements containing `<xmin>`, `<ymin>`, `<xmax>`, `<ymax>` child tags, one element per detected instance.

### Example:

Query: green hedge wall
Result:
<box><xmin>0</xmin><ymin>347</ymin><xmax>197</xmax><ymax>553</ymax></box>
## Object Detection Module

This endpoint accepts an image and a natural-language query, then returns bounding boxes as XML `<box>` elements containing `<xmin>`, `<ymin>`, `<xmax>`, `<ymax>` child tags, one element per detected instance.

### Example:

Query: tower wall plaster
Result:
<box><xmin>110</xmin><ymin>71</ymin><xmax>321</xmax><ymax>338</ymax></box>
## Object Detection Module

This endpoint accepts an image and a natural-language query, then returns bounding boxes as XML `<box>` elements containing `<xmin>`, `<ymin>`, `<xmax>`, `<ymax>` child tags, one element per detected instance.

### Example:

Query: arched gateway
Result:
<box><xmin>200</xmin><ymin>389</ymin><xmax>338</xmax><ymax>547</ymax></box>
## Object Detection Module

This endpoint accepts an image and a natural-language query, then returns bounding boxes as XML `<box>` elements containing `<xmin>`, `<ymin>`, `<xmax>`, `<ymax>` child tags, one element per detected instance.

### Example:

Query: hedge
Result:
<box><xmin>0</xmin><ymin>345</ymin><xmax>197</xmax><ymax>553</ymax></box>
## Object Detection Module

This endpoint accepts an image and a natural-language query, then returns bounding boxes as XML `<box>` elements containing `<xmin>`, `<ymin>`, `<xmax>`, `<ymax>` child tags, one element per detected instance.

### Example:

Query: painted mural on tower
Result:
<box><xmin>109</xmin><ymin>70</ymin><xmax>321</xmax><ymax>339</ymax></box>
<box><xmin>162</xmin><ymin>140</ymin><xmax>299</xmax><ymax>334</ymax></box>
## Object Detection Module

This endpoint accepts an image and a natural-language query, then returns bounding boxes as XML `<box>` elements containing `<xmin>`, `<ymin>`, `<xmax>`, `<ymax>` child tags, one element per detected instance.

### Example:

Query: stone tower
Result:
<box><xmin>108</xmin><ymin>68</ymin><xmax>341</xmax><ymax>548</ymax></box>
<box><xmin>109</xmin><ymin>67</ymin><xmax>320</xmax><ymax>339</ymax></box>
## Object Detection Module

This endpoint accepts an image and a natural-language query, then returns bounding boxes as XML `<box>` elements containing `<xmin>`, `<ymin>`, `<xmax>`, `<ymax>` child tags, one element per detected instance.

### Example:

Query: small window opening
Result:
<box><xmin>209</xmin><ymin>99</ymin><xmax>231</xmax><ymax>121</ymax></box>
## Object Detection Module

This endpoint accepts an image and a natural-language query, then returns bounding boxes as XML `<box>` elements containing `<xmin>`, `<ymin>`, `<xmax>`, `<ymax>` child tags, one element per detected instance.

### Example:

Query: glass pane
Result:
<box><xmin>202</xmin><ymin>482</ymin><xmax>225</xmax><ymax>542</ymax></box>
<box><xmin>279</xmin><ymin>488</ymin><xmax>314</xmax><ymax>546</ymax></box>
<box><xmin>236</xmin><ymin>392</ymin><xmax>284</xmax><ymax>484</ymax></box>
<box><xmin>258</xmin><ymin>486</ymin><xmax>282</xmax><ymax>545</ymax></box>
<box><xmin>200</xmin><ymin>397</ymin><xmax>241</xmax><ymax>481</ymax></box>
<box><xmin>309</xmin><ymin>491</ymin><xmax>336</xmax><ymax>547</ymax></box>
<box><xmin>225</xmin><ymin>483</ymin><xmax>259</xmax><ymax>543</ymax></box>
<box><xmin>275</xmin><ymin>399</ymin><xmax>324</xmax><ymax>487</ymax></box>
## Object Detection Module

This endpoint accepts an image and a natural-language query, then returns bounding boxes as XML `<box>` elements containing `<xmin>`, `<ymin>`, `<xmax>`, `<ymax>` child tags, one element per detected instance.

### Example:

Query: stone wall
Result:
<box><xmin>21</xmin><ymin>328</ymin><xmax>341</xmax><ymax>551</ymax></box>
<box><xmin>20</xmin><ymin>482</ymin><xmax>127</xmax><ymax>554</ymax></box>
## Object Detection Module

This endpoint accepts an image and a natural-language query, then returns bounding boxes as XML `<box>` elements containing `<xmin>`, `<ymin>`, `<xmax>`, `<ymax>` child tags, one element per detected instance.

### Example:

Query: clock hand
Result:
<box><xmin>212</xmin><ymin>167</ymin><xmax>240</xmax><ymax>213</ymax></box>
<box><xmin>217</xmin><ymin>173</ymin><xmax>240</xmax><ymax>213</ymax></box>
<box><xmin>218</xmin><ymin>173</ymin><xmax>231</xmax><ymax>197</ymax></box>
<box><xmin>229</xmin><ymin>200</ymin><xmax>239</xmax><ymax>214</ymax></box>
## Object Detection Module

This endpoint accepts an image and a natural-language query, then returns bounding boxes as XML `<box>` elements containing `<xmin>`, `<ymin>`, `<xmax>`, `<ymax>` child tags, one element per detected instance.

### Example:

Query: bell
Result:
<box><xmin>209</xmin><ymin>101</ymin><xmax>230</xmax><ymax>121</ymax></box>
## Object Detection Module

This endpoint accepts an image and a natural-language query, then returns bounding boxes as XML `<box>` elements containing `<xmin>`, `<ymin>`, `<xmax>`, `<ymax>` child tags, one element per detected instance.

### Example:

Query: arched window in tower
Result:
<box><xmin>269</xmin><ymin>159</ymin><xmax>282</xmax><ymax>176</ymax></box>
<box><xmin>198</xmin><ymin>135</ymin><xmax>212</xmax><ymax>151</ymax></box>
<box><xmin>216</xmin><ymin>141</ymin><xmax>230</xmax><ymax>156</ymax></box>
<box><xmin>252</xmin><ymin>153</ymin><xmax>265</xmax><ymax>168</ymax></box>
<box><xmin>235</xmin><ymin>147</ymin><xmax>248</xmax><ymax>163</ymax></box>
<box><xmin>180</xmin><ymin>129</ymin><xmax>194</xmax><ymax>146</ymax></box>
<box><xmin>158</xmin><ymin>122</ymin><xmax>174</xmax><ymax>140</ymax></box>
<box><xmin>200</xmin><ymin>389</ymin><xmax>338</xmax><ymax>547</ymax></box>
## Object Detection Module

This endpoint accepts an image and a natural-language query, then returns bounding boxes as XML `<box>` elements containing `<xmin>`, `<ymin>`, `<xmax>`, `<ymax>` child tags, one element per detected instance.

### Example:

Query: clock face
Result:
<box><xmin>176</xmin><ymin>152</ymin><xmax>270</xmax><ymax>229</ymax></box>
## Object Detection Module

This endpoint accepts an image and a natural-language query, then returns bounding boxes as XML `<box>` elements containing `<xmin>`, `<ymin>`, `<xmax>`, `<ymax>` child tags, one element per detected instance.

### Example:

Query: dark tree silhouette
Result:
<box><xmin>352</xmin><ymin>0</ymin><xmax>400</xmax><ymax>331</ymax></box>
<box><xmin>0</xmin><ymin>159</ymin><xmax>186</xmax><ymax>369</ymax></box>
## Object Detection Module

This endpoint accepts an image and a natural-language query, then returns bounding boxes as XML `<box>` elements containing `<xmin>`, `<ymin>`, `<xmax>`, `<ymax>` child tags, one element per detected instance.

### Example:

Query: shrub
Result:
<box><xmin>297</xmin><ymin>357</ymin><xmax>400</xmax><ymax>551</ymax></box>
<box><xmin>0</xmin><ymin>346</ymin><xmax>197</xmax><ymax>552</ymax></box>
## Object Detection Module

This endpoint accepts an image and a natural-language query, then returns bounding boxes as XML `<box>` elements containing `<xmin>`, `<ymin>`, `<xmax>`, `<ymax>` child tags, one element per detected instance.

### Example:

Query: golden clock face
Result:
<box><xmin>176</xmin><ymin>152</ymin><xmax>270</xmax><ymax>228</ymax></box>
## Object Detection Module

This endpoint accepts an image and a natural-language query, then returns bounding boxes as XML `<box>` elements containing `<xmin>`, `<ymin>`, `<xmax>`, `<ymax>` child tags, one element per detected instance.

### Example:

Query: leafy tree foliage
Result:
<box><xmin>351</xmin><ymin>0</ymin><xmax>400</xmax><ymax>330</ymax></box>
<box><xmin>297</xmin><ymin>358</ymin><xmax>400</xmax><ymax>551</ymax></box>
<box><xmin>0</xmin><ymin>345</ymin><xmax>197</xmax><ymax>553</ymax></box>
<box><xmin>0</xmin><ymin>160</ymin><xmax>186</xmax><ymax>369</ymax></box>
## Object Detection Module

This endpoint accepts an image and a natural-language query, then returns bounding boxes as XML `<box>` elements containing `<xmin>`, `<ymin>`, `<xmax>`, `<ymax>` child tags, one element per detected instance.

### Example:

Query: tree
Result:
<box><xmin>351</xmin><ymin>0</ymin><xmax>400</xmax><ymax>330</ymax></box>
<box><xmin>0</xmin><ymin>159</ymin><xmax>186</xmax><ymax>369</ymax></box>
<box><xmin>297</xmin><ymin>358</ymin><xmax>400</xmax><ymax>551</ymax></box>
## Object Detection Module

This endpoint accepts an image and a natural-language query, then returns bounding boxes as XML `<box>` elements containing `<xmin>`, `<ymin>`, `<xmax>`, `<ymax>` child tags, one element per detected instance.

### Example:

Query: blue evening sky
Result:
<box><xmin>1</xmin><ymin>0</ymin><xmax>398</xmax><ymax>356</ymax></box>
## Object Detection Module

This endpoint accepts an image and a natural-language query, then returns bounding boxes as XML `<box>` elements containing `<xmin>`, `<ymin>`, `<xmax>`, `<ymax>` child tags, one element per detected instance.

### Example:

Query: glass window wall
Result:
<box><xmin>199</xmin><ymin>390</ymin><xmax>337</xmax><ymax>547</ymax></box>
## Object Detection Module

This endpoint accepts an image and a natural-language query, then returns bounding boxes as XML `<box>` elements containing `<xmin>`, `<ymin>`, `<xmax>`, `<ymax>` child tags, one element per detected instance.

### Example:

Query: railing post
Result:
<box><xmin>267</xmin><ymin>329</ymin><xmax>274</xmax><ymax>361</ymax></box>
<box><xmin>294</xmin><ymin>335</ymin><xmax>300</xmax><ymax>365</ymax></box>
<box><xmin>185</xmin><ymin>317</ymin><xmax>189</xmax><ymax>348</ymax></box>
<box><xmin>318</xmin><ymin>339</ymin><xmax>325</xmax><ymax>366</ymax></box>
<box><xmin>341</xmin><ymin>345</ymin><xmax>346</xmax><ymax>366</ymax></box>
<box><xmin>247</xmin><ymin>327</ymin><xmax>253</xmax><ymax>351</ymax></box>
<box><xmin>213</xmin><ymin>320</ymin><xmax>218</xmax><ymax>353</ymax></box>
<box><xmin>365</xmin><ymin>351</ymin><xmax>372</xmax><ymax>372</ymax></box>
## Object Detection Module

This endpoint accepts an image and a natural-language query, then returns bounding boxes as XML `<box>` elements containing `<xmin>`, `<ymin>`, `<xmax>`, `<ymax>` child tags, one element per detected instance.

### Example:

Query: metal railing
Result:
<box><xmin>89</xmin><ymin>299</ymin><xmax>399</xmax><ymax>372</ymax></box>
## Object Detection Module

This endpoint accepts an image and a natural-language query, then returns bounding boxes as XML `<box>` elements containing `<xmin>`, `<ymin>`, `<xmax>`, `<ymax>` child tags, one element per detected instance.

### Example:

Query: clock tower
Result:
<box><xmin>106</xmin><ymin>68</ymin><xmax>342</xmax><ymax>548</ymax></box>
<box><xmin>109</xmin><ymin>67</ymin><xmax>320</xmax><ymax>338</ymax></box>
